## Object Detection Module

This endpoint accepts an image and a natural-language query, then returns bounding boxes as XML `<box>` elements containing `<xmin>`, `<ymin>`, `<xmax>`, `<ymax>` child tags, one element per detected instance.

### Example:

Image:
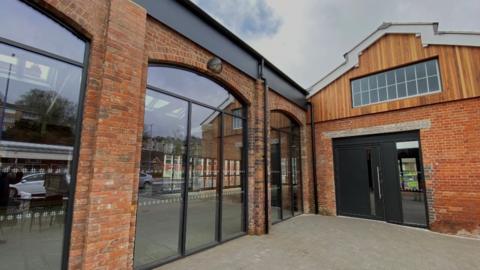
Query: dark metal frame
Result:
<box><xmin>308</xmin><ymin>102</ymin><xmax>319</xmax><ymax>214</ymax></box>
<box><xmin>270</xmin><ymin>115</ymin><xmax>304</xmax><ymax>223</ymax></box>
<box><xmin>134</xmin><ymin>65</ymin><xmax>249</xmax><ymax>269</ymax></box>
<box><xmin>0</xmin><ymin>1</ymin><xmax>90</xmax><ymax>269</ymax></box>
<box><xmin>332</xmin><ymin>131</ymin><xmax>430</xmax><ymax>229</ymax></box>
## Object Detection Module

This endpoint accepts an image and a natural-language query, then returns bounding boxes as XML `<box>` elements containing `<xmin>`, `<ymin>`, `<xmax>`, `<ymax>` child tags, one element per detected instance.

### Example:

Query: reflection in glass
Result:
<box><xmin>134</xmin><ymin>91</ymin><xmax>188</xmax><ymax>267</ymax></box>
<box><xmin>147</xmin><ymin>66</ymin><xmax>242</xmax><ymax>112</ymax></box>
<box><xmin>0</xmin><ymin>23</ymin><xmax>84</xmax><ymax>270</ymax></box>
<box><xmin>0</xmin><ymin>0</ymin><xmax>86</xmax><ymax>63</ymax></box>
<box><xmin>135</xmin><ymin>66</ymin><xmax>246</xmax><ymax>266</ymax></box>
<box><xmin>0</xmin><ymin>43</ymin><xmax>82</xmax><ymax>145</ymax></box>
<box><xmin>291</xmin><ymin>134</ymin><xmax>302</xmax><ymax>216</ymax></box>
<box><xmin>270</xmin><ymin>130</ymin><xmax>281</xmax><ymax>223</ymax></box>
<box><xmin>270</xmin><ymin>111</ymin><xmax>302</xmax><ymax>222</ymax></box>
<box><xmin>280</xmin><ymin>132</ymin><xmax>292</xmax><ymax>219</ymax></box>
<box><xmin>396</xmin><ymin>141</ymin><xmax>427</xmax><ymax>226</ymax></box>
<box><xmin>185</xmin><ymin>104</ymin><xmax>219</xmax><ymax>251</ymax></box>
<box><xmin>222</xmin><ymin>114</ymin><xmax>244</xmax><ymax>239</ymax></box>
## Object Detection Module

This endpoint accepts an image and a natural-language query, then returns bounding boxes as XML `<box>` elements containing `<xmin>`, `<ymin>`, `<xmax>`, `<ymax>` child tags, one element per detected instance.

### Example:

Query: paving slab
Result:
<box><xmin>158</xmin><ymin>215</ymin><xmax>480</xmax><ymax>270</ymax></box>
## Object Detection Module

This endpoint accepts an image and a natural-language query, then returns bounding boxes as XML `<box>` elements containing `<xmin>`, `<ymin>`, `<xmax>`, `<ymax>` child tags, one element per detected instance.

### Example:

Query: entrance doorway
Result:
<box><xmin>270</xmin><ymin>111</ymin><xmax>303</xmax><ymax>223</ymax></box>
<box><xmin>333</xmin><ymin>131</ymin><xmax>428</xmax><ymax>227</ymax></box>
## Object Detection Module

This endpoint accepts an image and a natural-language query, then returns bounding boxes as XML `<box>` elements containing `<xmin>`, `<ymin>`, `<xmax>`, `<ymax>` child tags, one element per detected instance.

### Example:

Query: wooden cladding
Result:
<box><xmin>309</xmin><ymin>34</ymin><xmax>480</xmax><ymax>123</ymax></box>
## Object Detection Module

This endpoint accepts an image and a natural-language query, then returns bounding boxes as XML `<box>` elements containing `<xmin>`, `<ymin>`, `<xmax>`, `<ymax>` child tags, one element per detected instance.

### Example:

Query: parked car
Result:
<box><xmin>139</xmin><ymin>173</ymin><xmax>153</xmax><ymax>189</ymax></box>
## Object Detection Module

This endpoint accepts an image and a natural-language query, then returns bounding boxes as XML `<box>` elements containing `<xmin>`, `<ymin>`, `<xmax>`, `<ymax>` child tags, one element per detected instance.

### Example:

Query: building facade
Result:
<box><xmin>0</xmin><ymin>1</ymin><xmax>479</xmax><ymax>270</ymax></box>
<box><xmin>308</xmin><ymin>23</ymin><xmax>480</xmax><ymax>236</ymax></box>
<box><xmin>0</xmin><ymin>0</ymin><xmax>312</xmax><ymax>269</ymax></box>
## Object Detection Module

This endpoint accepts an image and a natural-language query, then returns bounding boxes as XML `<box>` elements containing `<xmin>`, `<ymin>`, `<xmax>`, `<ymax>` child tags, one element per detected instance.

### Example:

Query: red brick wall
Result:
<box><xmin>31</xmin><ymin>1</ymin><xmax>310</xmax><ymax>269</ymax></box>
<box><xmin>314</xmin><ymin>97</ymin><xmax>480</xmax><ymax>236</ymax></box>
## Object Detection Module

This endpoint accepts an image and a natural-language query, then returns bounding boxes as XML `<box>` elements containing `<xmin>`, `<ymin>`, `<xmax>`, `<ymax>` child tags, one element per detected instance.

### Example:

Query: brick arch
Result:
<box><xmin>268</xmin><ymin>91</ymin><xmax>307</xmax><ymax>125</ymax></box>
<box><xmin>270</xmin><ymin>109</ymin><xmax>303</xmax><ymax>127</ymax></box>
<box><xmin>145</xmin><ymin>18</ymin><xmax>255</xmax><ymax>105</ymax></box>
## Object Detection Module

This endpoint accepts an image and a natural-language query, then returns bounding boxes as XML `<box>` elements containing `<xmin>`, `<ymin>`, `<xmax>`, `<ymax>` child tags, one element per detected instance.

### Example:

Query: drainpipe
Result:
<box><xmin>259</xmin><ymin>59</ymin><xmax>269</xmax><ymax>234</ymax></box>
<box><xmin>308</xmin><ymin>102</ymin><xmax>319</xmax><ymax>214</ymax></box>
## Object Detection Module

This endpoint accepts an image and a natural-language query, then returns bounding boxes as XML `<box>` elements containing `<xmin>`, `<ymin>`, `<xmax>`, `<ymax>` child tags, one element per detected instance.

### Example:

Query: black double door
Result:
<box><xmin>333</xmin><ymin>131</ymin><xmax>428</xmax><ymax>227</ymax></box>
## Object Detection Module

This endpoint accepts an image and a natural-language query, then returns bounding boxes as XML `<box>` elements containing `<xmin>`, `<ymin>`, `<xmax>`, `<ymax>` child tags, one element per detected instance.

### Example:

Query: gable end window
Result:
<box><xmin>351</xmin><ymin>59</ymin><xmax>442</xmax><ymax>107</ymax></box>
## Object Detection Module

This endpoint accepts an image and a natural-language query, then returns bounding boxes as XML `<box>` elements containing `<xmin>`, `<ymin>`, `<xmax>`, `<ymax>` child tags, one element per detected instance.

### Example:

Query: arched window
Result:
<box><xmin>270</xmin><ymin>111</ymin><xmax>302</xmax><ymax>223</ymax></box>
<box><xmin>0</xmin><ymin>1</ymin><xmax>87</xmax><ymax>269</ymax></box>
<box><xmin>134</xmin><ymin>66</ymin><xmax>247</xmax><ymax>268</ymax></box>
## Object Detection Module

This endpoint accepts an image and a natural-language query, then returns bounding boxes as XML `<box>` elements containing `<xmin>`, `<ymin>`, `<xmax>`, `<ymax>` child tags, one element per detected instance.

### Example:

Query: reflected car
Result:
<box><xmin>10</xmin><ymin>173</ymin><xmax>71</xmax><ymax>197</ymax></box>
<box><xmin>10</xmin><ymin>173</ymin><xmax>46</xmax><ymax>197</ymax></box>
<box><xmin>139</xmin><ymin>173</ymin><xmax>153</xmax><ymax>188</ymax></box>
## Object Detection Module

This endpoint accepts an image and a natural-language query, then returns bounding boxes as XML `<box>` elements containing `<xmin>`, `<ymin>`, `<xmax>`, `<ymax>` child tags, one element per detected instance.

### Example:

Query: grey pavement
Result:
<box><xmin>159</xmin><ymin>215</ymin><xmax>480</xmax><ymax>270</ymax></box>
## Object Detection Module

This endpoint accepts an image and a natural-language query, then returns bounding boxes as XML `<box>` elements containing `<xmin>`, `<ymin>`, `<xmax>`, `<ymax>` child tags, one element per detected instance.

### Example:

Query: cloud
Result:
<box><xmin>194</xmin><ymin>0</ymin><xmax>480</xmax><ymax>88</ymax></box>
<box><xmin>192</xmin><ymin>0</ymin><xmax>282</xmax><ymax>39</ymax></box>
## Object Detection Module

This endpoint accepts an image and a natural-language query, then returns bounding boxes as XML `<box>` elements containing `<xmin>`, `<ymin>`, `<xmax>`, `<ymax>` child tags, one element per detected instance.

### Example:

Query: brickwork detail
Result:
<box><xmin>314</xmin><ymin>98</ymin><xmax>480</xmax><ymax>236</ymax></box>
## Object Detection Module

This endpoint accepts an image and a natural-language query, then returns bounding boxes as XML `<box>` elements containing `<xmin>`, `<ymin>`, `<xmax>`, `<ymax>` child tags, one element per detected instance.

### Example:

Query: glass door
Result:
<box><xmin>396</xmin><ymin>141</ymin><xmax>427</xmax><ymax>226</ymax></box>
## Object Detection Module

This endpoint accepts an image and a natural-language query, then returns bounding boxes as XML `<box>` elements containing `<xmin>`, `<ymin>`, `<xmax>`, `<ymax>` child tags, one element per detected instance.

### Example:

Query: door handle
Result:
<box><xmin>376</xmin><ymin>166</ymin><xmax>382</xmax><ymax>199</ymax></box>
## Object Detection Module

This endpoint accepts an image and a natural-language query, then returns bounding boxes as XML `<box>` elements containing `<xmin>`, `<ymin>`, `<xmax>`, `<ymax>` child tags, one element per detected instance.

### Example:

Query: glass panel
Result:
<box><xmin>405</xmin><ymin>66</ymin><xmax>416</xmax><ymax>81</ymax></box>
<box><xmin>353</xmin><ymin>93</ymin><xmax>361</xmax><ymax>107</ymax></box>
<box><xmin>407</xmin><ymin>80</ymin><xmax>417</xmax><ymax>96</ymax></box>
<box><xmin>378</xmin><ymin>87</ymin><xmax>387</xmax><ymax>102</ymax></box>
<box><xmin>270</xmin><ymin>129</ymin><xmax>281</xmax><ymax>223</ymax></box>
<box><xmin>368</xmin><ymin>76</ymin><xmax>377</xmax><ymax>89</ymax></box>
<box><xmin>415</xmin><ymin>63</ymin><xmax>426</xmax><ymax>78</ymax></box>
<box><xmin>361</xmin><ymin>92</ymin><xmax>369</xmax><ymax>105</ymax></box>
<box><xmin>0</xmin><ymin>43</ymin><xmax>82</xmax><ymax>145</ymax></box>
<box><xmin>377</xmin><ymin>73</ymin><xmax>386</xmax><ymax>88</ymax></box>
<box><xmin>426</xmin><ymin>60</ymin><xmax>438</xmax><ymax>76</ymax></box>
<box><xmin>147</xmin><ymin>66</ymin><xmax>240</xmax><ymax>112</ymax></box>
<box><xmin>360</xmin><ymin>78</ymin><xmax>369</xmax><ymax>92</ymax></box>
<box><xmin>185</xmin><ymin>104</ymin><xmax>219</xmax><ymax>251</ymax></box>
<box><xmin>396</xmin><ymin>141</ymin><xmax>427</xmax><ymax>226</ymax></box>
<box><xmin>417</xmin><ymin>78</ymin><xmax>428</xmax><ymax>94</ymax></box>
<box><xmin>397</xmin><ymin>82</ymin><xmax>407</xmax><ymax>98</ymax></box>
<box><xmin>134</xmin><ymin>91</ymin><xmax>188</xmax><ymax>266</ymax></box>
<box><xmin>351</xmin><ymin>80</ymin><xmax>360</xmax><ymax>94</ymax></box>
<box><xmin>428</xmin><ymin>76</ymin><xmax>440</xmax><ymax>92</ymax></box>
<box><xmin>0</xmin><ymin>0</ymin><xmax>85</xmax><ymax>63</ymax></box>
<box><xmin>222</xmin><ymin>114</ymin><xmax>244</xmax><ymax>239</ymax></box>
<box><xmin>0</xmin><ymin>41</ymin><xmax>83</xmax><ymax>269</ymax></box>
<box><xmin>280</xmin><ymin>132</ymin><xmax>292</xmax><ymax>219</ymax></box>
<box><xmin>387</xmin><ymin>85</ymin><xmax>397</xmax><ymax>100</ymax></box>
<box><xmin>291</xmin><ymin>134</ymin><xmax>302</xmax><ymax>216</ymax></box>
<box><xmin>370</xmin><ymin>89</ymin><xmax>378</xmax><ymax>103</ymax></box>
<box><xmin>395</xmin><ymin>68</ymin><xmax>405</xmax><ymax>83</ymax></box>
<box><xmin>386</xmin><ymin>70</ymin><xmax>396</xmax><ymax>85</ymax></box>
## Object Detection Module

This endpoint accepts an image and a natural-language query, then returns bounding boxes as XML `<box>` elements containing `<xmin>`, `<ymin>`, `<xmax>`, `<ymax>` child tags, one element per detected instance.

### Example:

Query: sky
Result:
<box><xmin>192</xmin><ymin>0</ymin><xmax>480</xmax><ymax>89</ymax></box>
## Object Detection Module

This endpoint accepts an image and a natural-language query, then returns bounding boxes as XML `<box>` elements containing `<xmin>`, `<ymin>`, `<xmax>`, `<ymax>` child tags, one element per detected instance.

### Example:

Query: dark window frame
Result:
<box><xmin>269</xmin><ymin>111</ymin><xmax>303</xmax><ymax>224</ymax></box>
<box><xmin>133</xmin><ymin>64</ymin><xmax>249</xmax><ymax>270</ymax></box>
<box><xmin>0</xmin><ymin>1</ymin><xmax>90</xmax><ymax>270</ymax></box>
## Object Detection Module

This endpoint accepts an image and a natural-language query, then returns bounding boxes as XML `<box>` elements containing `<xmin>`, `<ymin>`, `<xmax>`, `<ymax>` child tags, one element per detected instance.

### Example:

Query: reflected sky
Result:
<box><xmin>0</xmin><ymin>0</ymin><xmax>86</xmax><ymax>63</ymax></box>
<box><xmin>0</xmin><ymin>43</ymin><xmax>82</xmax><ymax>106</ymax></box>
<box><xmin>147</xmin><ymin>66</ymin><xmax>238</xmax><ymax>110</ymax></box>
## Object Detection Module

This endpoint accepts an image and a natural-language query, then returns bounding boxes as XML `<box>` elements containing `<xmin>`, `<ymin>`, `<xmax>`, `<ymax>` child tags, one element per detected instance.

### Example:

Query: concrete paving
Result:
<box><xmin>159</xmin><ymin>215</ymin><xmax>480</xmax><ymax>270</ymax></box>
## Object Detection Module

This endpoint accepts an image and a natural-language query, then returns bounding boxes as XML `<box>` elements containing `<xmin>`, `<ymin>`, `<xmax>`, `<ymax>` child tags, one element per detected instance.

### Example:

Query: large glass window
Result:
<box><xmin>351</xmin><ymin>59</ymin><xmax>442</xmax><ymax>107</ymax></box>
<box><xmin>0</xmin><ymin>1</ymin><xmax>86</xmax><ymax>269</ymax></box>
<box><xmin>270</xmin><ymin>111</ymin><xmax>302</xmax><ymax>223</ymax></box>
<box><xmin>134</xmin><ymin>66</ymin><xmax>246</xmax><ymax>268</ymax></box>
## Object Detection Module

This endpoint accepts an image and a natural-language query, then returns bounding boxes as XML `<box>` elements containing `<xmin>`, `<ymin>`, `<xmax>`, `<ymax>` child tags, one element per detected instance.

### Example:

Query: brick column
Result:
<box><xmin>79</xmin><ymin>0</ymin><xmax>147</xmax><ymax>269</ymax></box>
<box><xmin>247</xmin><ymin>79</ymin><xmax>269</xmax><ymax>234</ymax></box>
